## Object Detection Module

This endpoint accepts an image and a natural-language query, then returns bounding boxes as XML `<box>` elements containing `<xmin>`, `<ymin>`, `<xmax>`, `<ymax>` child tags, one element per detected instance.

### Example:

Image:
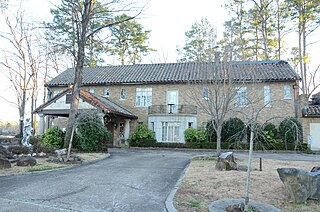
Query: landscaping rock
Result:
<box><xmin>277</xmin><ymin>168</ymin><xmax>320</xmax><ymax>203</ymax></box>
<box><xmin>0</xmin><ymin>158</ymin><xmax>11</xmax><ymax>169</ymax></box>
<box><xmin>55</xmin><ymin>148</ymin><xmax>67</xmax><ymax>156</ymax></box>
<box><xmin>215</xmin><ymin>152</ymin><xmax>237</xmax><ymax>171</ymax></box>
<box><xmin>0</xmin><ymin>145</ymin><xmax>14</xmax><ymax>159</ymax></box>
<box><xmin>16</xmin><ymin>156</ymin><xmax>37</xmax><ymax>166</ymax></box>
<box><xmin>311</xmin><ymin>167</ymin><xmax>320</xmax><ymax>172</ymax></box>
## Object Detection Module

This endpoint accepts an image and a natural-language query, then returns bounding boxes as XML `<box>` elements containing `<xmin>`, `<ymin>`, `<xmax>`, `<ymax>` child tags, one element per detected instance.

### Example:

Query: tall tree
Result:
<box><xmin>107</xmin><ymin>14</ymin><xmax>154</xmax><ymax>65</ymax></box>
<box><xmin>0</xmin><ymin>11</ymin><xmax>40</xmax><ymax>135</ymax></box>
<box><xmin>285</xmin><ymin>0</ymin><xmax>320</xmax><ymax>95</ymax></box>
<box><xmin>220</xmin><ymin>0</ymin><xmax>252</xmax><ymax>61</ymax></box>
<box><xmin>177</xmin><ymin>18</ymin><xmax>218</xmax><ymax>62</ymax></box>
<box><xmin>47</xmin><ymin>0</ymin><xmax>141</xmax><ymax>151</ymax></box>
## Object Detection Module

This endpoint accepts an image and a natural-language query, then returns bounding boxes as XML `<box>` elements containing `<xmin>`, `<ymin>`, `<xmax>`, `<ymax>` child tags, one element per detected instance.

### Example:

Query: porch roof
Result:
<box><xmin>33</xmin><ymin>88</ymin><xmax>137</xmax><ymax>119</ymax></box>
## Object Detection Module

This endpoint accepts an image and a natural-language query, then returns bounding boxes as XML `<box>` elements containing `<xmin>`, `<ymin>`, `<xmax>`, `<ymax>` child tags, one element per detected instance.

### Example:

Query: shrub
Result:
<box><xmin>279</xmin><ymin>117</ymin><xmax>303</xmax><ymax>145</ymax></box>
<box><xmin>41</xmin><ymin>127</ymin><xmax>65</xmax><ymax>148</ymax></box>
<box><xmin>129</xmin><ymin>124</ymin><xmax>155</xmax><ymax>147</ymax></box>
<box><xmin>184</xmin><ymin>128</ymin><xmax>197</xmax><ymax>142</ymax></box>
<box><xmin>206</xmin><ymin>121</ymin><xmax>217</xmax><ymax>142</ymax></box>
<box><xmin>184</xmin><ymin>127</ymin><xmax>206</xmax><ymax>143</ymax></box>
<box><xmin>7</xmin><ymin>145</ymin><xmax>29</xmax><ymax>154</ymax></box>
<box><xmin>78</xmin><ymin>112</ymin><xmax>111</xmax><ymax>152</ymax></box>
<box><xmin>221</xmin><ymin>118</ymin><xmax>245</xmax><ymax>143</ymax></box>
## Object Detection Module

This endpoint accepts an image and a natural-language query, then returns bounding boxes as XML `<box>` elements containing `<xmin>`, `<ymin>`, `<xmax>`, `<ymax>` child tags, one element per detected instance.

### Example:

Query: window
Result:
<box><xmin>188</xmin><ymin>122</ymin><xmax>193</xmax><ymax>128</ymax></box>
<box><xmin>66</xmin><ymin>93</ymin><xmax>72</xmax><ymax>104</ymax></box>
<box><xmin>203</xmin><ymin>87</ymin><xmax>209</xmax><ymax>100</ymax></box>
<box><xmin>136</xmin><ymin>88</ymin><xmax>152</xmax><ymax>107</ymax></box>
<box><xmin>89</xmin><ymin>88</ymin><xmax>94</xmax><ymax>93</ymax></box>
<box><xmin>236</xmin><ymin>87</ymin><xmax>247</xmax><ymax>107</ymax></box>
<box><xmin>104</xmin><ymin>88</ymin><xmax>110</xmax><ymax>97</ymax></box>
<box><xmin>53</xmin><ymin>90</ymin><xmax>60</xmax><ymax>97</ymax></box>
<box><xmin>162</xmin><ymin>122</ymin><xmax>180</xmax><ymax>142</ymax></box>
<box><xmin>264</xmin><ymin>85</ymin><xmax>271</xmax><ymax>107</ymax></box>
<box><xmin>150</xmin><ymin>122</ymin><xmax>155</xmax><ymax>131</ymax></box>
<box><xmin>119</xmin><ymin>123</ymin><xmax>124</xmax><ymax>138</ymax></box>
<box><xmin>120</xmin><ymin>88</ymin><xmax>126</xmax><ymax>100</ymax></box>
<box><xmin>284</xmin><ymin>85</ymin><xmax>291</xmax><ymax>99</ymax></box>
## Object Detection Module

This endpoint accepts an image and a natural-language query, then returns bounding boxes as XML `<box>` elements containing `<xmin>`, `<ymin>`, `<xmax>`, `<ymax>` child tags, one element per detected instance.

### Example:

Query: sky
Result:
<box><xmin>0</xmin><ymin>0</ymin><xmax>227</xmax><ymax>122</ymax></box>
<box><xmin>0</xmin><ymin>0</ymin><xmax>319</xmax><ymax>122</ymax></box>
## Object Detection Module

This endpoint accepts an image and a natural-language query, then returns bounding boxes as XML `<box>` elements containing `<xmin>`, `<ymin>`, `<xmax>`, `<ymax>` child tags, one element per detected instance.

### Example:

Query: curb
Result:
<box><xmin>0</xmin><ymin>153</ymin><xmax>111</xmax><ymax>177</ymax></box>
<box><xmin>165</xmin><ymin>159</ymin><xmax>191</xmax><ymax>212</ymax></box>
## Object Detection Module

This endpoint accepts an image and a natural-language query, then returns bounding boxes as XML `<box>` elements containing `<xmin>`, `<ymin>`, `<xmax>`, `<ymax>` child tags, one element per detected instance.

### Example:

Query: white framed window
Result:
<box><xmin>284</xmin><ymin>85</ymin><xmax>291</xmax><ymax>99</ymax></box>
<box><xmin>162</xmin><ymin>122</ymin><xmax>180</xmax><ymax>142</ymax></box>
<box><xmin>203</xmin><ymin>87</ymin><xmax>209</xmax><ymax>100</ymax></box>
<box><xmin>104</xmin><ymin>88</ymin><xmax>110</xmax><ymax>97</ymax></box>
<box><xmin>264</xmin><ymin>85</ymin><xmax>271</xmax><ymax>107</ymax></box>
<box><xmin>89</xmin><ymin>88</ymin><xmax>94</xmax><ymax>93</ymax></box>
<box><xmin>236</xmin><ymin>87</ymin><xmax>247</xmax><ymax>107</ymax></box>
<box><xmin>120</xmin><ymin>88</ymin><xmax>126</xmax><ymax>100</ymax></box>
<box><xmin>136</xmin><ymin>88</ymin><xmax>152</xmax><ymax>107</ymax></box>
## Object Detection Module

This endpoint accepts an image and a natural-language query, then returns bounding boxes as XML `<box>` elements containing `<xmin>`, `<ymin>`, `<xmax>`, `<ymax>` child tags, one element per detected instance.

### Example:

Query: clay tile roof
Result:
<box><xmin>302</xmin><ymin>105</ymin><xmax>320</xmax><ymax>117</ymax></box>
<box><xmin>46</xmin><ymin>60</ymin><xmax>300</xmax><ymax>87</ymax></box>
<box><xmin>80</xmin><ymin>90</ymin><xmax>137</xmax><ymax>119</ymax></box>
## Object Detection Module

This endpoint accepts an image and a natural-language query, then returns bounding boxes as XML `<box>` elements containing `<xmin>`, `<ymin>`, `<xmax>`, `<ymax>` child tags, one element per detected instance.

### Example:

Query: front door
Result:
<box><xmin>167</xmin><ymin>90</ymin><xmax>178</xmax><ymax>114</ymax></box>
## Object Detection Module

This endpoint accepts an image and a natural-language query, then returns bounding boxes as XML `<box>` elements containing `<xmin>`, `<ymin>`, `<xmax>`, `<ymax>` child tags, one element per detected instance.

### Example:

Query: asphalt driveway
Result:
<box><xmin>0</xmin><ymin>148</ymin><xmax>209</xmax><ymax>212</ymax></box>
<box><xmin>1</xmin><ymin>149</ymin><xmax>320</xmax><ymax>212</ymax></box>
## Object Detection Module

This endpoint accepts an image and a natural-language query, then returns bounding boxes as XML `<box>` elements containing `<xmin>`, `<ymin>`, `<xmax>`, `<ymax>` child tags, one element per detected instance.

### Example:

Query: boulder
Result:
<box><xmin>55</xmin><ymin>148</ymin><xmax>67</xmax><ymax>156</ymax></box>
<box><xmin>311</xmin><ymin>167</ymin><xmax>320</xmax><ymax>172</ymax></box>
<box><xmin>0</xmin><ymin>158</ymin><xmax>11</xmax><ymax>169</ymax></box>
<box><xmin>277</xmin><ymin>168</ymin><xmax>320</xmax><ymax>203</ymax></box>
<box><xmin>215</xmin><ymin>152</ymin><xmax>237</xmax><ymax>171</ymax></box>
<box><xmin>16</xmin><ymin>156</ymin><xmax>37</xmax><ymax>166</ymax></box>
<box><xmin>0</xmin><ymin>145</ymin><xmax>14</xmax><ymax>159</ymax></box>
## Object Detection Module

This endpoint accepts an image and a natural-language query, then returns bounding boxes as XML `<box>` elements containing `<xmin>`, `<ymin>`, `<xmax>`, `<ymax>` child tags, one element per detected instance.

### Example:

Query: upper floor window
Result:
<box><xmin>120</xmin><ymin>88</ymin><xmax>126</xmax><ymax>100</ymax></box>
<box><xmin>104</xmin><ymin>88</ymin><xmax>110</xmax><ymax>97</ymax></box>
<box><xmin>264</xmin><ymin>85</ymin><xmax>271</xmax><ymax>107</ymax></box>
<box><xmin>284</xmin><ymin>85</ymin><xmax>291</xmax><ymax>99</ymax></box>
<box><xmin>136</xmin><ymin>88</ymin><xmax>152</xmax><ymax>107</ymax></box>
<box><xmin>203</xmin><ymin>87</ymin><xmax>209</xmax><ymax>100</ymax></box>
<box><xmin>236</xmin><ymin>87</ymin><xmax>247</xmax><ymax>107</ymax></box>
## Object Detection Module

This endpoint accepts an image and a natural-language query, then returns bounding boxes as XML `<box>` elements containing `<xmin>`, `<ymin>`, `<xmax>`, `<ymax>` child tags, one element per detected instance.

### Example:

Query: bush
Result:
<box><xmin>41</xmin><ymin>127</ymin><xmax>65</xmax><ymax>148</ymax></box>
<box><xmin>279</xmin><ymin>117</ymin><xmax>303</xmax><ymax>145</ymax></box>
<box><xmin>7</xmin><ymin>145</ymin><xmax>29</xmax><ymax>154</ymax></box>
<box><xmin>221</xmin><ymin>118</ymin><xmax>245</xmax><ymax>143</ymax></box>
<box><xmin>206</xmin><ymin>121</ymin><xmax>217</xmax><ymax>142</ymax></box>
<box><xmin>78</xmin><ymin>112</ymin><xmax>111</xmax><ymax>152</ymax></box>
<box><xmin>184</xmin><ymin>127</ymin><xmax>206</xmax><ymax>143</ymax></box>
<box><xmin>129</xmin><ymin>124</ymin><xmax>155</xmax><ymax>147</ymax></box>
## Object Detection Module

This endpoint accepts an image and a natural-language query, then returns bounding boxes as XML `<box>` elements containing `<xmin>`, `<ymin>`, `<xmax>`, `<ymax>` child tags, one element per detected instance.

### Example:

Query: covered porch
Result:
<box><xmin>33</xmin><ymin>88</ymin><xmax>138</xmax><ymax>147</ymax></box>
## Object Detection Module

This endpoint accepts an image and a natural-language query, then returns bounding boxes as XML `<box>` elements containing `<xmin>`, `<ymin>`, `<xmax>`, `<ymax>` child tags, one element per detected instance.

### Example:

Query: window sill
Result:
<box><xmin>283</xmin><ymin>97</ymin><xmax>292</xmax><ymax>100</ymax></box>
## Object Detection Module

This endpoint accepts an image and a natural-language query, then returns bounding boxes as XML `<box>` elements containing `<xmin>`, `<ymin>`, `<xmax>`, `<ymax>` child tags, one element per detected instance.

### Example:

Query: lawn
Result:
<box><xmin>174</xmin><ymin>157</ymin><xmax>320</xmax><ymax>212</ymax></box>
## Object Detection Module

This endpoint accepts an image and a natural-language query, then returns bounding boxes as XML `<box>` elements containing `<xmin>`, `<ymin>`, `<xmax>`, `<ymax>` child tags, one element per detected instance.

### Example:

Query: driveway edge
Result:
<box><xmin>0</xmin><ymin>153</ymin><xmax>111</xmax><ymax>177</ymax></box>
<box><xmin>165</xmin><ymin>159</ymin><xmax>191</xmax><ymax>212</ymax></box>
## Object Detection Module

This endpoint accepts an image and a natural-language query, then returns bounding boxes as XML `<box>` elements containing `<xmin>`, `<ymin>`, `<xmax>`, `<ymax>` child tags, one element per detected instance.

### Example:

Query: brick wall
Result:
<box><xmin>49</xmin><ymin>80</ymin><xmax>297</xmax><ymax>130</ymax></box>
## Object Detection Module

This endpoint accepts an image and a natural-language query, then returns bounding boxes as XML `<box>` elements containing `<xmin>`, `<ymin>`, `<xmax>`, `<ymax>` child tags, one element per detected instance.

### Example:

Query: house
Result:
<box><xmin>34</xmin><ymin>60</ymin><xmax>302</xmax><ymax>146</ymax></box>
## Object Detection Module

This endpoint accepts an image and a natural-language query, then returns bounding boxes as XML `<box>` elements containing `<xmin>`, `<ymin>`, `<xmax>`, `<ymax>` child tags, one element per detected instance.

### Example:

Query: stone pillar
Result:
<box><xmin>38</xmin><ymin>114</ymin><xmax>45</xmax><ymax>136</ymax></box>
<box><xmin>124</xmin><ymin>119</ymin><xmax>131</xmax><ymax>143</ymax></box>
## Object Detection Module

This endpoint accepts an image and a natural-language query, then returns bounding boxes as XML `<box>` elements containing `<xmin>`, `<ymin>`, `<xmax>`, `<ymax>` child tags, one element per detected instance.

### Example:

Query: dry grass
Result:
<box><xmin>0</xmin><ymin>153</ymin><xmax>108</xmax><ymax>175</ymax></box>
<box><xmin>174</xmin><ymin>157</ymin><xmax>320</xmax><ymax>212</ymax></box>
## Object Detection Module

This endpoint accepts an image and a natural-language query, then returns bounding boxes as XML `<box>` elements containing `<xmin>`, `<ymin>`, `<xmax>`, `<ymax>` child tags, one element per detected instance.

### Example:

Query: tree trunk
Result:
<box><xmin>245</xmin><ymin>129</ymin><xmax>255</xmax><ymax>209</ymax></box>
<box><xmin>216</xmin><ymin>125</ymin><xmax>222</xmax><ymax>156</ymax></box>
<box><xmin>64</xmin><ymin>0</ymin><xmax>94</xmax><ymax>148</ymax></box>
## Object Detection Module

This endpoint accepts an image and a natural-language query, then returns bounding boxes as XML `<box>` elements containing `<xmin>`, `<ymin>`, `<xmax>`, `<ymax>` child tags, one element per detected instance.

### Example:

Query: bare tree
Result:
<box><xmin>46</xmin><ymin>0</ymin><xmax>143</xmax><ymax>151</ymax></box>
<box><xmin>0</xmin><ymin>10</ymin><xmax>40</xmax><ymax>135</ymax></box>
<box><xmin>189</xmin><ymin>63</ymin><xmax>245</xmax><ymax>155</ymax></box>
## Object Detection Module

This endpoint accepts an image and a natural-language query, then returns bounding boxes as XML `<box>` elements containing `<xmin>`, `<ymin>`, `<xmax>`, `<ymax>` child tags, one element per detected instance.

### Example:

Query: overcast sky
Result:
<box><xmin>0</xmin><ymin>0</ymin><xmax>319</xmax><ymax>122</ymax></box>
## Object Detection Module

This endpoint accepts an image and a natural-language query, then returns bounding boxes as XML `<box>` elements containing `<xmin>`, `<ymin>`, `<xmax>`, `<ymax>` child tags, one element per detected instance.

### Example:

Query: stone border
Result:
<box><xmin>209</xmin><ymin>198</ymin><xmax>280</xmax><ymax>212</ymax></box>
<box><xmin>0</xmin><ymin>153</ymin><xmax>111</xmax><ymax>177</ymax></box>
<box><xmin>165</xmin><ymin>159</ymin><xmax>191</xmax><ymax>212</ymax></box>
